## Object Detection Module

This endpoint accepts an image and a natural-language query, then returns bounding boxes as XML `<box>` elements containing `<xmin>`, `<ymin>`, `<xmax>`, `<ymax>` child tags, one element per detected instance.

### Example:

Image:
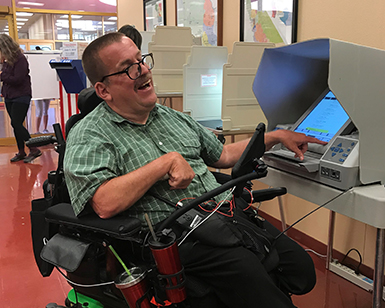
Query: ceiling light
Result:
<box><xmin>103</xmin><ymin>21</ymin><xmax>116</xmax><ymax>25</ymax></box>
<box><xmin>18</xmin><ymin>1</ymin><xmax>44</xmax><ymax>6</ymax></box>
<box><xmin>99</xmin><ymin>0</ymin><xmax>116</xmax><ymax>6</ymax></box>
<box><xmin>17</xmin><ymin>22</ymin><xmax>25</xmax><ymax>25</ymax></box>
<box><xmin>16</xmin><ymin>18</ymin><xmax>29</xmax><ymax>21</ymax></box>
<box><xmin>108</xmin><ymin>16</ymin><xmax>117</xmax><ymax>20</ymax></box>
<box><xmin>16</xmin><ymin>12</ymin><xmax>33</xmax><ymax>17</ymax></box>
<box><xmin>60</xmin><ymin>15</ymin><xmax>83</xmax><ymax>19</ymax></box>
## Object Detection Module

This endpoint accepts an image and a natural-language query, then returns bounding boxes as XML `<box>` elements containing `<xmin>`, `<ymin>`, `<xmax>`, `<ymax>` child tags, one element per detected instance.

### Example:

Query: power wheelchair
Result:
<box><xmin>28</xmin><ymin>88</ymin><xmax>288</xmax><ymax>308</ymax></box>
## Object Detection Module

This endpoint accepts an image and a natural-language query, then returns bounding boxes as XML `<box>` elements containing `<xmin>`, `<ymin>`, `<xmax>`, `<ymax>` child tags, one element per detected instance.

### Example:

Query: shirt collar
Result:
<box><xmin>103</xmin><ymin>101</ymin><xmax>159</xmax><ymax>126</ymax></box>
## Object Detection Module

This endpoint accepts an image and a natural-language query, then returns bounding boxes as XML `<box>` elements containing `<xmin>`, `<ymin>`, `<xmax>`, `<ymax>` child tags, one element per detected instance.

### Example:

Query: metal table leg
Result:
<box><xmin>326</xmin><ymin>210</ymin><xmax>336</xmax><ymax>270</ymax></box>
<box><xmin>278</xmin><ymin>196</ymin><xmax>287</xmax><ymax>232</ymax></box>
<box><xmin>373</xmin><ymin>228</ymin><xmax>385</xmax><ymax>308</ymax></box>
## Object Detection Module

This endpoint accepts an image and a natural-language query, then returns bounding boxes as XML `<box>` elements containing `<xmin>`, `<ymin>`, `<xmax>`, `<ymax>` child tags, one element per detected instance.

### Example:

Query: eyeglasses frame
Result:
<box><xmin>99</xmin><ymin>53</ymin><xmax>154</xmax><ymax>83</ymax></box>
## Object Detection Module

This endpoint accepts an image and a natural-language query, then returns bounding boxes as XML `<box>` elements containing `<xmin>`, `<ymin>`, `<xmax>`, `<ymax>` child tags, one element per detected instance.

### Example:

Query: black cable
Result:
<box><xmin>341</xmin><ymin>248</ymin><xmax>363</xmax><ymax>275</ymax></box>
<box><xmin>275</xmin><ymin>187</ymin><xmax>353</xmax><ymax>240</ymax></box>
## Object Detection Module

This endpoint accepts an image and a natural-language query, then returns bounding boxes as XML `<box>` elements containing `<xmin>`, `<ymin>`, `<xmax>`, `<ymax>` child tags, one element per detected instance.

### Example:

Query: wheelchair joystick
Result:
<box><xmin>149</xmin><ymin>229</ymin><xmax>187</xmax><ymax>304</ymax></box>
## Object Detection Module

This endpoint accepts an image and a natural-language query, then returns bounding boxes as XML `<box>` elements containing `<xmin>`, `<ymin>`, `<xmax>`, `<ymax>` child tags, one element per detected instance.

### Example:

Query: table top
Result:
<box><xmin>156</xmin><ymin>92</ymin><xmax>183</xmax><ymax>98</ymax></box>
<box><xmin>260</xmin><ymin>167</ymin><xmax>385</xmax><ymax>229</ymax></box>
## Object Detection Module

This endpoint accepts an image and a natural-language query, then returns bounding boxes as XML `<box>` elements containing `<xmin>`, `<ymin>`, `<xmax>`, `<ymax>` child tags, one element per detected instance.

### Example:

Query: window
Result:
<box><xmin>17</xmin><ymin>13</ymin><xmax>53</xmax><ymax>40</ymax></box>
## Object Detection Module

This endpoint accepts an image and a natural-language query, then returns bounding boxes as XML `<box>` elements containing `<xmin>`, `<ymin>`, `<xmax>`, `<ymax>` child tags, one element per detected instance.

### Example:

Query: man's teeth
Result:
<box><xmin>140</xmin><ymin>80</ymin><xmax>151</xmax><ymax>88</ymax></box>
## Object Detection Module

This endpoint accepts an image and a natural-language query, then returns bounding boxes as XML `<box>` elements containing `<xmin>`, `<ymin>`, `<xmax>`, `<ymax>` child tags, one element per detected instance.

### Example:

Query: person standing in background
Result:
<box><xmin>35</xmin><ymin>98</ymin><xmax>51</xmax><ymax>134</ymax></box>
<box><xmin>0</xmin><ymin>34</ymin><xmax>41</xmax><ymax>163</ymax></box>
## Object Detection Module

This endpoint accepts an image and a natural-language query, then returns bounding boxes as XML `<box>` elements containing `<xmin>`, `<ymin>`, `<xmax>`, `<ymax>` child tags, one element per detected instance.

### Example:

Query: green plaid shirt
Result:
<box><xmin>64</xmin><ymin>102</ymin><xmax>227</xmax><ymax>226</ymax></box>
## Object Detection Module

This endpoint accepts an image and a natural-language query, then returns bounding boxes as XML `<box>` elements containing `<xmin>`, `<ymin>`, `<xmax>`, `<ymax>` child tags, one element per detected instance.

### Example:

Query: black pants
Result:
<box><xmin>5</xmin><ymin>96</ymin><xmax>31</xmax><ymax>151</ymax></box>
<box><xmin>178</xmin><ymin>210</ymin><xmax>316</xmax><ymax>308</ymax></box>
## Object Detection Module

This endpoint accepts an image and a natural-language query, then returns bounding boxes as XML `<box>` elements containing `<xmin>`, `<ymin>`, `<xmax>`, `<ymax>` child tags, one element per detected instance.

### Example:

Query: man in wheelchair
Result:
<box><xmin>62</xmin><ymin>32</ymin><xmax>326</xmax><ymax>308</ymax></box>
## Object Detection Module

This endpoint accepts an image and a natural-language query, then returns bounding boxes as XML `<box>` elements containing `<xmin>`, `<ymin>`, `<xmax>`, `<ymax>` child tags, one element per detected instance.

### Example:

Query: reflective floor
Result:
<box><xmin>0</xmin><ymin>145</ymin><xmax>382</xmax><ymax>308</ymax></box>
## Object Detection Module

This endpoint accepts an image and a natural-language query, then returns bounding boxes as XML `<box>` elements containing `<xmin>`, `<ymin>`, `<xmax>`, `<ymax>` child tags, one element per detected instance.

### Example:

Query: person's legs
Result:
<box><xmin>264</xmin><ymin>220</ymin><xmax>316</xmax><ymax>295</ymax></box>
<box><xmin>235</xmin><ymin>197</ymin><xmax>316</xmax><ymax>295</ymax></box>
<box><xmin>42</xmin><ymin>99</ymin><xmax>50</xmax><ymax>132</ymax></box>
<box><xmin>5</xmin><ymin>97</ymin><xmax>31</xmax><ymax>154</ymax></box>
<box><xmin>179</xmin><ymin>241</ymin><xmax>296</xmax><ymax>308</ymax></box>
<box><xmin>35</xmin><ymin>100</ymin><xmax>43</xmax><ymax>133</ymax></box>
<box><xmin>5</xmin><ymin>96</ymin><xmax>42</xmax><ymax>163</ymax></box>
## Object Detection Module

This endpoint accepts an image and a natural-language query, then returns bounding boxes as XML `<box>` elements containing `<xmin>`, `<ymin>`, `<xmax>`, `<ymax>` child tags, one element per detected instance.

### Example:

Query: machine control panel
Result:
<box><xmin>322</xmin><ymin>137</ymin><xmax>358</xmax><ymax>165</ymax></box>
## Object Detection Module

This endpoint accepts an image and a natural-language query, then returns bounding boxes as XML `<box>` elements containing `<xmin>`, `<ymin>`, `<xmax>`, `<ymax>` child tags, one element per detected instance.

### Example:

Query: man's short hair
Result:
<box><xmin>82</xmin><ymin>32</ymin><xmax>125</xmax><ymax>85</ymax></box>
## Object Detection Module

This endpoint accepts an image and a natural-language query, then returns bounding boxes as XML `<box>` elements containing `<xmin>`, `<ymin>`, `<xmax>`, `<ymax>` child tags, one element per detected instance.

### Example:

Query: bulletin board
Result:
<box><xmin>240</xmin><ymin>0</ymin><xmax>298</xmax><ymax>45</ymax></box>
<box><xmin>176</xmin><ymin>0</ymin><xmax>223</xmax><ymax>46</ymax></box>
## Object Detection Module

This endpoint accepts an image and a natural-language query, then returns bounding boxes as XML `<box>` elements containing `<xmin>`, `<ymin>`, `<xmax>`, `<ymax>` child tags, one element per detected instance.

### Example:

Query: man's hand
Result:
<box><xmin>280</xmin><ymin>131</ymin><xmax>327</xmax><ymax>160</ymax></box>
<box><xmin>265</xmin><ymin>130</ymin><xmax>328</xmax><ymax>161</ymax></box>
<box><xmin>167</xmin><ymin>152</ymin><xmax>195</xmax><ymax>190</ymax></box>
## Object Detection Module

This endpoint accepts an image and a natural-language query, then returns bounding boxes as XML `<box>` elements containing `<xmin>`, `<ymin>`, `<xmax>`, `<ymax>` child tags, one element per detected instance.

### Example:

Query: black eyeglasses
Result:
<box><xmin>100</xmin><ymin>53</ymin><xmax>154</xmax><ymax>83</ymax></box>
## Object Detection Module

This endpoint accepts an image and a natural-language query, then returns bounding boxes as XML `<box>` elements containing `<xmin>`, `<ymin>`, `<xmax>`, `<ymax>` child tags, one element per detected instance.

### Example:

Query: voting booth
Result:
<box><xmin>254</xmin><ymin>38</ymin><xmax>385</xmax><ymax>189</ymax></box>
<box><xmin>24</xmin><ymin>51</ymin><xmax>61</xmax><ymax>134</ymax></box>
<box><xmin>49</xmin><ymin>59</ymin><xmax>87</xmax><ymax>132</ymax></box>
<box><xmin>253</xmin><ymin>38</ymin><xmax>385</xmax><ymax>307</ymax></box>
<box><xmin>183</xmin><ymin>45</ymin><xmax>228</xmax><ymax>123</ymax></box>
<box><xmin>221</xmin><ymin>42</ymin><xmax>275</xmax><ymax>132</ymax></box>
<box><xmin>182</xmin><ymin>42</ymin><xmax>275</xmax><ymax>133</ymax></box>
<box><xmin>140</xmin><ymin>31</ymin><xmax>155</xmax><ymax>54</ymax></box>
<box><xmin>25</xmin><ymin>51</ymin><xmax>61</xmax><ymax>100</ymax></box>
<box><xmin>49</xmin><ymin>59</ymin><xmax>87</xmax><ymax>94</ymax></box>
<box><xmin>148</xmin><ymin>26</ymin><xmax>193</xmax><ymax>94</ymax></box>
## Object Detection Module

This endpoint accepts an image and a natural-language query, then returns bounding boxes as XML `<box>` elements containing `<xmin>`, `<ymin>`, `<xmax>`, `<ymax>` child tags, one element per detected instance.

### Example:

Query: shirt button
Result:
<box><xmin>159</xmin><ymin>141</ymin><xmax>163</xmax><ymax>145</ymax></box>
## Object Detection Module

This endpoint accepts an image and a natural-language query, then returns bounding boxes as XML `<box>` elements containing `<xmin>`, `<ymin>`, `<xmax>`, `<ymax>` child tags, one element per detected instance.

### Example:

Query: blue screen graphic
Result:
<box><xmin>294</xmin><ymin>91</ymin><xmax>350</xmax><ymax>143</ymax></box>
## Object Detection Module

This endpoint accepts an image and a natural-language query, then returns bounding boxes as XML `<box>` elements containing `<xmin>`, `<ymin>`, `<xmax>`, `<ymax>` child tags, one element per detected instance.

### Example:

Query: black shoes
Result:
<box><xmin>10</xmin><ymin>152</ymin><xmax>26</xmax><ymax>162</ymax></box>
<box><xmin>23</xmin><ymin>149</ymin><xmax>42</xmax><ymax>163</ymax></box>
<box><xmin>10</xmin><ymin>149</ymin><xmax>42</xmax><ymax>163</ymax></box>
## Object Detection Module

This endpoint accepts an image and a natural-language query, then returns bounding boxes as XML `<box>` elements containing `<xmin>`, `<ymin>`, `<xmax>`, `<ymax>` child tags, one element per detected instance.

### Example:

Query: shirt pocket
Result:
<box><xmin>154</xmin><ymin>132</ymin><xmax>201</xmax><ymax>158</ymax></box>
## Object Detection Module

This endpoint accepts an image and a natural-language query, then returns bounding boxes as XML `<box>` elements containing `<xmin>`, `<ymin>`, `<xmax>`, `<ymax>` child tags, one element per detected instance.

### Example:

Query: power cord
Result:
<box><xmin>55</xmin><ymin>266</ymin><xmax>114</xmax><ymax>288</ymax></box>
<box><xmin>177</xmin><ymin>187</ymin><xmax>236</xmax><ymax>246</ymax></box>
<box><xmin>275</xmin><ymin>187</ymin><xmax>353</xmax><ymax>241</ymax></box>
<box><xmin>341</xmin><ymin>248</ymin><xmax>363</xmax><ymax>275</ymax></box>
<box><xmin>305</xmin><ymin>248</ymin><xmax>327</xmax><ymax>258</ymax></box>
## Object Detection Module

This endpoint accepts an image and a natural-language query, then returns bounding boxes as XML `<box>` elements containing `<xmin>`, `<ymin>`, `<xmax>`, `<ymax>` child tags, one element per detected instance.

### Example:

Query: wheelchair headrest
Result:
<box><xmin>65</xmin><ymin>88</ymin><xmax>104</xmax><ymax>137</ymax></box>
<box><xmin>77</xmin><ymin>87</ymin><xmax>103</xmax><ymax>115</ymax></box>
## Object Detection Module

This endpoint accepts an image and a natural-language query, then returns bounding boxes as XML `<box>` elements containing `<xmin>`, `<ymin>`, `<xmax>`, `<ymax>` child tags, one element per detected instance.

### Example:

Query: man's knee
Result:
<box><xmin>275</xmin><ymin>247</ymin><xmax>316</xmax><ymax>295</ymax></box>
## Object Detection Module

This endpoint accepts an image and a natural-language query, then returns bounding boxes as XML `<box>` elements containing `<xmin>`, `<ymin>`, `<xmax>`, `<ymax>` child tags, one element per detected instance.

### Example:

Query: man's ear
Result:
<box><xmin>94</xmin><ymin>81</ymin><xmax>111</xmax><ymax>101</ymax></box>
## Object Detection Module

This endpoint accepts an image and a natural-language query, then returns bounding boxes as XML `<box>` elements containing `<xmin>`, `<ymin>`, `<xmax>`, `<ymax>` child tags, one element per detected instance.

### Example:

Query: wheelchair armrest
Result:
<box><xmin>243</xmin><ymin>187</ymin><xmax>287</xmax><ymax>203</ymax></box>
<box><xmin>45</xmin><ymin>203</ymin><xmax>142</xmax><ymax>241</ymax></box>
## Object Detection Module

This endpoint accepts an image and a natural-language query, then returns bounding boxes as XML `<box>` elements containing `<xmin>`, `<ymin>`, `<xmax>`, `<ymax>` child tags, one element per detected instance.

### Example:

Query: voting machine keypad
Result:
<box><xmin>323</xmin><ymin>137</ymin><xmax>358</xmax><ymax>165</ymax></box>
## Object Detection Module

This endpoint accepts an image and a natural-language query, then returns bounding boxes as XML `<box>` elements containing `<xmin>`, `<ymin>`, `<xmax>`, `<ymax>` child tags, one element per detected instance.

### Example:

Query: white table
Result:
<box><xmin>260</xmin><ymin>167</ymin><xmax>385</xmax><ymax>308</ymax></box>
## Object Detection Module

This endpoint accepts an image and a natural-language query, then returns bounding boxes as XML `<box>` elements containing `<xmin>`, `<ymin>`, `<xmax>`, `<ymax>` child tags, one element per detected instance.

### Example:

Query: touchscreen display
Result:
<box><xmin>294</xmin><ymin>91</ymin><xmax>349</xmax><ymax>143</ymax></box>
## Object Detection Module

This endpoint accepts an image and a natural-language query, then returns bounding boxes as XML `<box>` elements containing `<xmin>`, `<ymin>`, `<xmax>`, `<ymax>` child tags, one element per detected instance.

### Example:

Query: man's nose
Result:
<box><xmin>140</xmin><ymin>62</ymin><xmax>151</xmax><ymax>75</ymax></box>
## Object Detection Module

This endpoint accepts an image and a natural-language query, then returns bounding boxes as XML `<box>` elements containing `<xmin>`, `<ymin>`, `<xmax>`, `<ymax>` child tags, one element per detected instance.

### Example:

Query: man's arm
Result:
<box><xmin>91</xmin><ymin>152</ymin><xmax>195</xmax><ymax>219</ymax></box>
<box><xmin>211</xmin><ymin>130</ymin><xmax>328</xmax><ymax>169</ymax></box>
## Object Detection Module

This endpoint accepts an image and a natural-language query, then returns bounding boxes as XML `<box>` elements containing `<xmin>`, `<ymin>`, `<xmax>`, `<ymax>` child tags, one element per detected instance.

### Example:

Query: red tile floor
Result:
<box><xmin>0</xmin><ymin>145</ymin><xmax>383</xmax><ymax>308</ymax></box>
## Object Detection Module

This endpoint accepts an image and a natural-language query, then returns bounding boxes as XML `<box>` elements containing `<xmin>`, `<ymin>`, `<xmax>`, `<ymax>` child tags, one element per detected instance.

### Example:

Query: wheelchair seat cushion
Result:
<box><xmin>45</xmin><ymin>203</ymin><xmax>142</xmax><ymax>240</ymax></box>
